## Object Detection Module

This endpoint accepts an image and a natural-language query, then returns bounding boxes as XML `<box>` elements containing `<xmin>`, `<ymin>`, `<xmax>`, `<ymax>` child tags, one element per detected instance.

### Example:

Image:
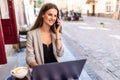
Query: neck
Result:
<box><xmin>40</xmin><ymin>26</ymin><xmax>50</xmax><ymax>33</ymax></box>
<box><xmin>40</xmin><ymin>24</ymin><xmax>50</xmax><ymax>32</ymax></box>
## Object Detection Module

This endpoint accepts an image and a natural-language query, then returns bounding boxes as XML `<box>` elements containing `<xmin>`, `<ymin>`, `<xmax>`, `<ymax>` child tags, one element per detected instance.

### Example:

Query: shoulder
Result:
<box><xmin>27</xmin><ymin>28</ymin><xmax>39</xmax><ymax>36</ymax></box>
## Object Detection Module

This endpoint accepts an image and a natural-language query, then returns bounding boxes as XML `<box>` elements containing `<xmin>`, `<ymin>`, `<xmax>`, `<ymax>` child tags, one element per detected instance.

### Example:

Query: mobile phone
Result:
<box><xmin>55</xmin><ymin>20</ymin><xmax>59</xmax><ymax>29</ymax></box>
<box><xmin>55</xmin><ymin>16</ymin><xmax>59</xmax><ymax>29</ymax></box>
<box><xmin>51</xmin><ymin>17</ymin><xmax>61</xmax><ymax>33</ymax></box>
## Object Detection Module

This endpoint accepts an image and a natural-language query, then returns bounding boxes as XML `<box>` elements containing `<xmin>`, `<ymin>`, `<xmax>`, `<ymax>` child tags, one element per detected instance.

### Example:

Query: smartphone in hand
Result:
<box><xmin>55</xmin><ymin>20</ymin><xmax>59</xmax><ymax>29</ymax></box>
<box><xmin>55</xmin><ymin>18</ymin><xmax>59</xmax><ymax>29</ymax></box>
<box><xmin>51</xmin><ymin>17</ymin><xmax>62</xmax><ymax>33</ymax></box>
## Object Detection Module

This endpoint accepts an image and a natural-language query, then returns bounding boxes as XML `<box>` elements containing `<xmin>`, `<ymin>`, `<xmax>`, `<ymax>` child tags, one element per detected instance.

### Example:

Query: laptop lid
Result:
<box><xmin>31</xmin><ymin>59</ymin><xmax>86</xmax><ymax>80</ymax></box>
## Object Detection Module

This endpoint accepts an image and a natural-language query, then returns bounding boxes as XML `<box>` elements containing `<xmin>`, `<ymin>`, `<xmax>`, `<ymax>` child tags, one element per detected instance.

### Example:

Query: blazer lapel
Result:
<box><xmin>51</xmin><ymin>32</ymin><xmax>56</xmax><ymax>56</ymax></box>
<box><xmin>36</xmin><ymin>28</ymin><xmax>44</xmax><ymax>63</ymax></box>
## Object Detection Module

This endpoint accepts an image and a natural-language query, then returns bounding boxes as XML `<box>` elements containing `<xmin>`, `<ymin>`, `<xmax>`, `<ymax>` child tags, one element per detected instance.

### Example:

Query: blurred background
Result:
<box><xmin>0</xmin><ymin>0</ymin><xmax>120</xmax><ymax>80</ymax></box>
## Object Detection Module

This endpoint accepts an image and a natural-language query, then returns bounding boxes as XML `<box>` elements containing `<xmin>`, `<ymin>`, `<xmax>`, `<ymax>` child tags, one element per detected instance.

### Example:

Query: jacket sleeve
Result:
<box><xmin>26</xmin><ymin>31</ymin><xmax>36</xmax><ymax>65</ymax></box>
<box><xmin>52</xmin><ymin>32</ymin><xmax>64</xmax><ymax>57</ymax></box>
<box><xmin>56</xmin><ymin>44</ymin><xmax>64</xmax><ymax>57</ymax></box>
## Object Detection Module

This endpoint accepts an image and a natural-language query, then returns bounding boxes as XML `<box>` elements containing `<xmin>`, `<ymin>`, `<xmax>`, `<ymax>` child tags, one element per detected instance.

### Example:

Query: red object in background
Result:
<box><xmin>1</xmin><ymin>0</ymin><xmax>18</xmax><ymax>44</ymax></box>
<box><xmin>0</xmin><ymin>19</ymin><xmax>7</xmax><ymax>64</ymax></box>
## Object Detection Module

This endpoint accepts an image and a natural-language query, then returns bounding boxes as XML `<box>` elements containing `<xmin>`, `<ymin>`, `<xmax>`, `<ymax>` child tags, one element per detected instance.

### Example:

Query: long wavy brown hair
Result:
<box><xmin>30</xmin><ymin>3</ymin><xmax>61</xmax><ymax>33</ymax></box>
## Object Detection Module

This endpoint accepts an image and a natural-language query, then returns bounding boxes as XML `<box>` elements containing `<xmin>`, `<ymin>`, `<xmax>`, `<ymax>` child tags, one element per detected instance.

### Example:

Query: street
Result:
<box><xmin>62</xmin><ymin>16</ymin><xmax>120</xmax><ymax>80</ymax></box>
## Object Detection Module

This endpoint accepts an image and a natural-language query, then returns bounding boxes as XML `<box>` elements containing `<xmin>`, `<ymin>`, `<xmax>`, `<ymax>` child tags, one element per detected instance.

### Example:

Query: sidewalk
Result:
<box><xmin>0</xmin><ymin>41</ymin><xmax>92</xmax><ymax>80</ymax></box>
<box><xmin>62</xmin><ymin>43</ymin><xmax>92</xmax><ymax>80</ymax></box>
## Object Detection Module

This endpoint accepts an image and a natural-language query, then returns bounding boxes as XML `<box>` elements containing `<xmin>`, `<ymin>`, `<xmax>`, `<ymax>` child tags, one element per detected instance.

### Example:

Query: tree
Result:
<box><xmin>36</xmin><ymin>0</ymin><xmax>43</xmax><ymax>8</ymax></box>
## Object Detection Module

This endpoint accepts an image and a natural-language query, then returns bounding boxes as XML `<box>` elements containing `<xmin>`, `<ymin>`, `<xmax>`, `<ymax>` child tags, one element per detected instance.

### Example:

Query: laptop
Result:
<box><xmin>31</xmin><ymin>59</ymin><xmax>86</xmax><ymax>80</ymax></box>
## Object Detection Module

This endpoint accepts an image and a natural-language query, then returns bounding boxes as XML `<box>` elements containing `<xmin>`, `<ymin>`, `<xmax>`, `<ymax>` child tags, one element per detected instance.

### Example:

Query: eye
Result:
<box><xmin>48</xmin><ymin>13</ymin><xmax>57</xmax><ymax>18</ymax></box>
<box><xmin>54</xmin><ymin>15</ymin><xmax>57</xmax><ymax>18</ymax></box>
<box><xmin>48</xmin><ymin>13</ymin><xmax>52</xmax><ymax>16</ymax></box>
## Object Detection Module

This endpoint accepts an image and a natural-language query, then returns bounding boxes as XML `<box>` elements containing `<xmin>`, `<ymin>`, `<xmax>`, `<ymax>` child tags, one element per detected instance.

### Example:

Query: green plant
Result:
<box><xmin>36</xmin><ymin>0</ymin><xmax>44</xmax><ymax>8</ymax></box>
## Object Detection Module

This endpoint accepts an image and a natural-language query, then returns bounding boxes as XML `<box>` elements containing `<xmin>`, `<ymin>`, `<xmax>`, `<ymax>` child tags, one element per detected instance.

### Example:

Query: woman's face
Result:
<box><xmin>42</xmin><ymin>8</ymin><xmax>58</xmax><ymax>27</ymax></box>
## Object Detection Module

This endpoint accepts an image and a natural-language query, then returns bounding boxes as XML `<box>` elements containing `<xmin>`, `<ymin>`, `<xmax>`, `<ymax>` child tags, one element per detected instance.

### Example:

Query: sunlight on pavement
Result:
<box><xmin>109</xmin><ymin>35</ymin><xmax>120</xmax><ymax>40</ymax></box>
<box><xmin>78</xmin><ymin>26</ymin><xmax>96</xmax><ymax>30</ymax></box>
<box><xmin>98</xmin><ymin>28</ymin><xmax>110</xmax><ymax>31</ymax></box>
<box><xmin>78</xmin><ymin>26</ymin><xmax>110</xmax><ymax>31</ymax></box>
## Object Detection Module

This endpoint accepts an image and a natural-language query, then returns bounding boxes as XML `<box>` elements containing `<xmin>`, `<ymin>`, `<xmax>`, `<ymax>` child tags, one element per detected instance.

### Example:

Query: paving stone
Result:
<box><xmin>113</xmin><ymin>70</ymin><xmax>120</xmax><ymax>78</ymax></box>
<box><xmin>0</xmin><ymin>56</ymin><xmax>17</xmax><ymax>80</ymax></box>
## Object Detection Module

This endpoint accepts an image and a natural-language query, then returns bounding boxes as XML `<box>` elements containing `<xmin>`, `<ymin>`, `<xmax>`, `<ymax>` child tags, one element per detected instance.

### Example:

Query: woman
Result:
<box><xmin>26</xmin><ymin>3</ymin><xmax>64</xmax><ymax>67</ymax></box>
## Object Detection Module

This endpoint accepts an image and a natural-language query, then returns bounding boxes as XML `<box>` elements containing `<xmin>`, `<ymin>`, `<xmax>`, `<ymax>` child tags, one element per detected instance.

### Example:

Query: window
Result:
<box><xmin>106</xmin><ymin>2</ymin><xmax>111</xmax><ymax>12</ymax></box>
<box><xmin>0</xmin><ymin>0</ymin><xmax>9</xmax><ymax>19</ymax></box>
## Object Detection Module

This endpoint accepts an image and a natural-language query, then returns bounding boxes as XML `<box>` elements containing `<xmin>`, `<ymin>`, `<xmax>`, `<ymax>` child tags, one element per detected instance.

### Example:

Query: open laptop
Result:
<box><xmin>31</xmin><ymin>59</ymin><xmax>86</xmax><ymax>80</ymax></box>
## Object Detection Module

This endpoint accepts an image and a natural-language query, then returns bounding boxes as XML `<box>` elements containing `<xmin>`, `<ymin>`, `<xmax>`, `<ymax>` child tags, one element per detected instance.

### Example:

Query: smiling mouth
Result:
<box><xmin>49</xmin><ymin>21</ymin><xmax>53</xmax><ymax>23</ymax></box>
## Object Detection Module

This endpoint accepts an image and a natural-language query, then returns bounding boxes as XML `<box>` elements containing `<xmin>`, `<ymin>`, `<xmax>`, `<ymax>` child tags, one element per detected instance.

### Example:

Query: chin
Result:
<box><xmin>49</xmin><ymin>24</ymin><xmax>54</xmax><ymax>26</ymax></box>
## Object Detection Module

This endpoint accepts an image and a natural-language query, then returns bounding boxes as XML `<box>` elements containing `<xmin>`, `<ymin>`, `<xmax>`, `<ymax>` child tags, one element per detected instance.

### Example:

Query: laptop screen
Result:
<box><xmin>31</xmin><ymin>59</ymin><xmax>86</xmax><ymax>80</ymax></box>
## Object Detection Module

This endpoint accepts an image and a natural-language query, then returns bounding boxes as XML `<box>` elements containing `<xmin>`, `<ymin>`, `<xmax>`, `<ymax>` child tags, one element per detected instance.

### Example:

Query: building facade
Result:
<box><xmin>43</xmin><ymin>0</ymin><xmax>120</xmax><ymax>19</ymax></box>
<box><xmin>86</xmin><ymin>0</ymin><xmax>120</xmax><ymax>19</ymax></box>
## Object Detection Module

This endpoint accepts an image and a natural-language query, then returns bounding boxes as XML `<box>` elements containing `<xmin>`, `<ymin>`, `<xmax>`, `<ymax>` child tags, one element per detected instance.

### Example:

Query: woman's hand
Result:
<box><xmin>29</xmin><ymin>62</ymin><xmax>38</xmax><ymax>67</ymax></box>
